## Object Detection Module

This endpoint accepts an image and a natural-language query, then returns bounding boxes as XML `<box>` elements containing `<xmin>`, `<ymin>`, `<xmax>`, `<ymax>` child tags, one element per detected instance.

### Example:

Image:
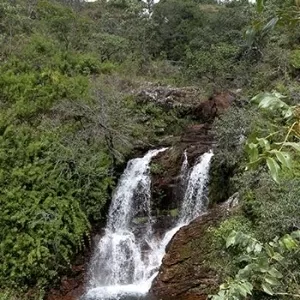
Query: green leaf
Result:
<box><xmin>264</xmin><ymin>275</ymin><xmax>280</xmax><ymax>286</ymax></box>
<box><xmin>256</xmin><ymin>137</ymin><xmax>270</xmax><ymax>151</ymax></box>
<box><xmin>266</xmin><ymin>157</ymin><xmax>280</xmax><ymax>183</ymax></box>
<box><xmin>283</xmin><ymin>142</ymin><xmax>300</xmax><ymax>152</ymax></box>
<box><xmin>245</xmin><ymin>27</ymin><xmax>257</xmax><ymax>47</ymax></box>
<box><xmin>265</xmin><ymin>244</ymin><xmax>275</xmax><ymax>258</ymax></box>
<box><xmin>226</xmin><ymin>230</ymin><xmax>237</xmax><ymax>248</ymax></box>
<box><xmin>282</xmin><ymin>235</ymin><xmax>298</xmax><ymax>250</ymax></box>
<box><xmin>243</xmin><ymin>281</ymin><xmax>253</xmax><ymax>294</ymax></box>
<box><xmin>261</xmin><ymin>283</ymin><xmax>274</xmax><ymax>295</ymax></box>
<box><xmin>268</xmin><ymin>267</ymin><xmax>283</xmax><ymax>279</ymax></box>
<box><xmin>246</xmin><ymin>240</ymin><xmax>255</xmax><ymax>253</ymax></box>
<box><xmin>291</xmin><ymin>230</ymin><xmax>300</xmax><ymax>239</ymax></box>
<box><xmin>272</xmin><ymin>252</ymin><xmax>284</xmax><ymax>262</ymax></box>
<box><xmin>219</xmin><ymin>283</ymin><xmax>229</xmax><ymax>290</ymax></box>
<box><xmin>272</xmin><ymin>151</ymin><xmax>292</xmax><ymax>169</ymax></box>
<box><xmin>254</xmin><ymin>242</ymin><xmax>263</xmax><ymax>253</ymax></box>
<box><xmin>257</xmin><ymin>257</ymin><xmax>269</xmax><ymax>272</ymax></box>
<box><xmin>247</xmin><ymin>143</ymin><xmax>259</xmax><ymax>163</ymax></box>
<box><xmin>251</xmin><ymin>92</ymin><xmax>290</xmax><ymax>117</ymax></box>
<box><xmin>262</xmin><ymin>17</ymin><xmax>279</xmax><ymax>35</ymax></box>
<box><xmin>283</xmin><ymin>107</ymin><xmax>295</xmax><ymax>119</ymax></box>
<box><xmin>238</xmin><ymin>264</ymin><xmax>254</xmax><ymax>278</ymax></box>
<box><xmin>236</xmin><ymin>284</ymin><xmax>248</xmax><ymax>297</ymax></box>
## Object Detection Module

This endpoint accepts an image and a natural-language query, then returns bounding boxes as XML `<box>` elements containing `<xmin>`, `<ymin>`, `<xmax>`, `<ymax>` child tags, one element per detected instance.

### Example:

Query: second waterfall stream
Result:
<box><xmin>84</xmin><ymin>149</ymin><xmax>214</xmax><ymax>300</ymax></box>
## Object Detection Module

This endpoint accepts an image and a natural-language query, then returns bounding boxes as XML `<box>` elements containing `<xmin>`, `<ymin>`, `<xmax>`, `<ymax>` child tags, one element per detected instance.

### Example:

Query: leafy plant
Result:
<box><xmin>150</xmin><ymin>162</ymin><xmax>165</xmax><ymax>175</ymax></box>
<box><xmin>246</xmin><ymin>91</ymin><xmax>300</xmax><ymax>182</ymax></box>
<box><xmin>290</xmin><ymin>50</ymin><xmax>300</xmax><ymax>69</ymax></box>
<box><xmin>211</xmin><ymin>230</ymin><xmax>300</xmax><ymax>300</ymax></box>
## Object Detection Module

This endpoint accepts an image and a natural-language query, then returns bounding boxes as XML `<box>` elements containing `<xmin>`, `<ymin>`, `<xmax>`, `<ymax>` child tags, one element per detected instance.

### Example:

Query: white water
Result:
<box><xmin>85</xmin><ymin>150</ymin><xmax>213</xmax><ymax>300</ymax></box>
<box><xmin>178</xmin><ymin>151</ymin><xmax>214</xmax><ymax>225</ymax></box>
<box><xmin>181</xmin><ymin>149</ymin><xmax>189</xmax><ymax>175</ymax></box>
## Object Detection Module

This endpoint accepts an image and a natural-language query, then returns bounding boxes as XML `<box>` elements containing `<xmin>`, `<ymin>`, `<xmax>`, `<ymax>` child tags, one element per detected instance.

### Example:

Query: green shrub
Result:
<box><xmin>212</xmin><ymin>216</ymin><xmax>252</xmax><ymax>246</ymax></box>
<box><xmin>99</xmin><ymin>61</ymin><xmax>118</xmax><ymax>74</ymax></box>
<box><xmin>96</xmin><ymin>33</ymin><xmax>130</xmax><ymax>62</ymax></box>
<box><xmin>210</xmin><ymin>106</ymin><xmax>254</xmax><ymax>203</ymax></box>
<box><xmin>0</xmin><ymin>25</ymin><xmax>115</xmax><ymax>290</ymax></box>
<box><xmin>185</xmin><ymin>42</ymin><xmax>239</xmax><ymax>84</ymax></box>
<box><xmin>212</xmin><ymin>229</ymin><xmax>300</xmax><ymax>300</ymax></box>
<box><xmin>150</xmin><ymin>162</ymin><xmax>165</xmax><ymax>175</ymax></box>
<box><xmin>0</xmin><ymin>121</ymin><xmax>116</xmax><ymax>288</ymax></box>
<box><xmin>0</xmin><ymin>127</ymin><xmax>89</xmax><ymax>288</ymax></box>
<box><xmin>289</xmin><ymin>49</ymin><xmax>300</xmax><ymax>69</ymax></box>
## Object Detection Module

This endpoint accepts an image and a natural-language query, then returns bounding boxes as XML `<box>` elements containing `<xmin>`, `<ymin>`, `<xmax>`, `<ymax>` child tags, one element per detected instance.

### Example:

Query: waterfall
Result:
<box><xmin>178</xmin><ymin>151</ymin><xmax>214</xmax><ymax>225</ymax></box>
<box><xmin>86</xmin><ymin>148</ymin><xmax>167</xmax><ymax>298</ymax></box>
<box><xmin>84</xmin><ymin>150</ymin><xmax>213</xmax><ymax>300</ymax></box>
<box><xmin>180</xmin><ymin>149</ymin><xmax>189</xmax><ymax>175</ymax></box>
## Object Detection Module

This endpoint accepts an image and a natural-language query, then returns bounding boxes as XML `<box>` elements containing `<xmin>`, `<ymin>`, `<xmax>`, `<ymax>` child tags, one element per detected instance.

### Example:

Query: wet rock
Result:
<box><xmin>150</xmin><ymin>89</ymin><xmax>234</xmax><ymax>214</ymax></box>
<box><xmin>46</xmin><ymin>243</ymin><xmax>94</xmax><ymax>300</ymax></box>
<box><xmin>135</xmin><ymin>85</ymin><xmax>235</xmax><ymax>123</ymax></box>
<box><xmin>193</xmin><ymin>91</ymin><xmax>235</xmax><ymax>122</ymax></box>
<box><xmin>150</xmin><ymin>203</ymin><xmax>232</xmax><ymax>300</ymax></box>
<box><xmin>151</xmin><ymin>123</ymin><xmax>213</xmax><ymax>212</ymax></box>
<box><xmin>47</xmin><ymin>273</ymin><xmax>85</xmax><ymax>300</ymax></box>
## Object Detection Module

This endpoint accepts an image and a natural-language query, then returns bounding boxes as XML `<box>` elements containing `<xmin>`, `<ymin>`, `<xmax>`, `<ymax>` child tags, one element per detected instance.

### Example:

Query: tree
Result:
<box><xmin>151</xmin><ymin>0</ymin><xmax>205</xmax><ymax>60</ymax></box>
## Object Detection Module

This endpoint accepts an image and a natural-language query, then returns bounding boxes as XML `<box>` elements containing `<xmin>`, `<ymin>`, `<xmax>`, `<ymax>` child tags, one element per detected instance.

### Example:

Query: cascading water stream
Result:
<box><xmin>86</xmin><ymin>148</ymin><xmax>167</xmax><ymax>299</ymax></box>
<box><xmin>178</xmin><ymin>151</ymin><xmax>214</xmax><ymax>225</ymax></box>
<box><xmin>84</xmin><ymin>150</ymin><xmax>213</xmax><ymax>300</ymax></box>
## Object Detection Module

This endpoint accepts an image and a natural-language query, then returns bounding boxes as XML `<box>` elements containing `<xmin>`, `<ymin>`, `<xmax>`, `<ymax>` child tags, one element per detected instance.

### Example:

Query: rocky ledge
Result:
<box><xmin>150</xmin><ymin>88</ymin><xmax>235</xmax><ymax>212</ymax></box>
<box><xmin>150</xmin><ymin>199</ymin><xmax>237</xmax><ymax>300</ymax></box>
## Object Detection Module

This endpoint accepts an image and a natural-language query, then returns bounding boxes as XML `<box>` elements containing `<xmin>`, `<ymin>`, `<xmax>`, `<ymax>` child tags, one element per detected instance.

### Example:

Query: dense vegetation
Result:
<box><xmin>210</xmin><ymin>1</ymin><xmax>300</xmax><ymax>298</ymax></box>
<box><xmin>0</xmin><ymin>0</ymin><xmax>300</xmax><ymax>299</ymax></box>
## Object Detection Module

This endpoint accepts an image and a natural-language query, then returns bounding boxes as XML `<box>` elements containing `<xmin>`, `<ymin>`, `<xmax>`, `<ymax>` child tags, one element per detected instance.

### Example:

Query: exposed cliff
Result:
<box><xmin>150</xmin><ymin>201</ymin><xmax>236</xmax><ymax>300</ymax></box>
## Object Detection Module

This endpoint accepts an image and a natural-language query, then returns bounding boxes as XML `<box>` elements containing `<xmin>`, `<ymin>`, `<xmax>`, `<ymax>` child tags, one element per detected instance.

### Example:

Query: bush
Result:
<box><xmin>0</xmin><ymin>13</ymin><xmax>116</xmax><ymax>290</ymax></box>
<box><xmin>0</xmin><ymin>118</ymin><xmax>116</xmax><ymax>288</ymax></box>
<box><xmin>185</xmin><ymin>42</ymin><xmax>240</xmax><ymax>85</ymax></box>
<box><xmin>289</xmin><ymin>49</ymin><xmax>300</xmax><ymax>69</ymax></box>
<box><xmin>209</xmin><ymin>106</ymin><xmax>254</xmax><ymax>203</ymax></box>
<box><xmin>0</xmin><ymin>127</ymin><xmax>89</xmax><ymax>288</ymax></box>
<box><xmin>99</xmin><ymin>61</ymin><xmax>118</xmax><ymax>74</ymax></box>
<box><xmin>212</xmin><ymin>215</ymin><xmax>253</xmax><ymax>248</ymax></box>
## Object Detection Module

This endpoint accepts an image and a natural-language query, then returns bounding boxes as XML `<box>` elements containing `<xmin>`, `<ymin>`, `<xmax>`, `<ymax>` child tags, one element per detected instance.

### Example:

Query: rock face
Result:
<box><xmin>46</xmin><ymin>237</ymin><xmax>96</xmax><ymax>300</ymax></box>
<box><xmin>136</xmin><ymin>85</ymin><xmax>235</xmax><ymax>121</ymax></box>
<box><xmin>136</xmin><ymin>85</ymin><xmax>203</xmax><ymax>110</ymax></box>
<box><xmin>150</xmin><ymin>203</ymin><xmax>232</xmax><ymax>300</ymax></box>
<box><xmin>47</xmin><ymin>268</ymin><xmax>85</xmax><ymax>300</ymax></box>
<box><xmin>193</xmin><ymin>91</ymin><xmax>235</xmax><ymax>122</ymax></box>
<box><xmin>150</xmin><ymin>89</ymin><xmax>234</xmax><ymax>212</ymax></box>
<box><xmin>150</xmin><ymin>123</ymin><xmax>213</xmax><ymax>212</ymax></box>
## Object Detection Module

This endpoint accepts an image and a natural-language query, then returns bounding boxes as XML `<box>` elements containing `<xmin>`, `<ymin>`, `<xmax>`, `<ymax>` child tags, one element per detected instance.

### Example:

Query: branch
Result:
<box><xmin>275</xmin><ymin>292</ymin><xmax>300</xmax><ymax>299</ymax></box>
<box><xmin>279</xmin><ymin>121</ymin><xmax>298</xmax><ymax>151</ymax></box>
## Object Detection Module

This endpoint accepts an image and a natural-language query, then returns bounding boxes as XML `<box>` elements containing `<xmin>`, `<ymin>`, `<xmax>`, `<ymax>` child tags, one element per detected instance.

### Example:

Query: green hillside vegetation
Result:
<box><xmin>0</xmin><ymin>0</ymin><xmax>300</xmax><ymax>299</ymax></box>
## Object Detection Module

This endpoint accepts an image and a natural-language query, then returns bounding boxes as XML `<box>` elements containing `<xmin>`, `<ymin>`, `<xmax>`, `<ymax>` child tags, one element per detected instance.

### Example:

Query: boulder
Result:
<box><xmin>193</xmin><ymin>91</ymin><xmax>235</xmax><ymax>122</ymax></box>
<box><xmin>150</xmin><ymin>203</ymin><xmax>233</xmax><ymax>300</ymax></box>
